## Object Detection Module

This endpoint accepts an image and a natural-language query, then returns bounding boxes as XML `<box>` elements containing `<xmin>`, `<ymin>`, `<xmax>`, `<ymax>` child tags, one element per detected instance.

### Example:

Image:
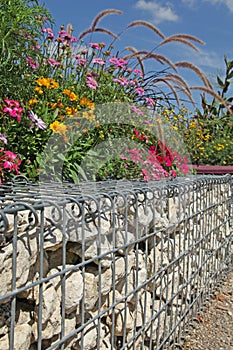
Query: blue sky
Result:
<box><xmin>42</xmin><ymin>0</ymin><xmax>233</xmax><ymax>107</ymax></box>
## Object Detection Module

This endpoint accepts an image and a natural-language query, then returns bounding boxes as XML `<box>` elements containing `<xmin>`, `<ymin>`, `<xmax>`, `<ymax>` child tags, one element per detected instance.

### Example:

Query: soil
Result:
<box><xmin>182</xmin><ymin>270</ymin><xmax>233</xmax><ymax>350</ymax></box>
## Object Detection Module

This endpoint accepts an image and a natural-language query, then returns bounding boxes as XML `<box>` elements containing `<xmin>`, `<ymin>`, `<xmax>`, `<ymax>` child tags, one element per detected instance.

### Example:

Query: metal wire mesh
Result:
<box><xmin>0</xmin><ymin>175</ymin><xmax>232</xmax><ymax>349</ymax></box>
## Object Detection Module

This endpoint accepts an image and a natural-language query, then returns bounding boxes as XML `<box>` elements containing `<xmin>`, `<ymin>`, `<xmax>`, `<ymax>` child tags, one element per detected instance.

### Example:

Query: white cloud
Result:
<box><xmin>182</xmin><ymin>0</ymin><xmax>233</xmax><ymax>12</ymax></box>
<box><xmin>135</xmin><ymin>0</ymin><xmax>179</xmax><ymax>24</ymax></box>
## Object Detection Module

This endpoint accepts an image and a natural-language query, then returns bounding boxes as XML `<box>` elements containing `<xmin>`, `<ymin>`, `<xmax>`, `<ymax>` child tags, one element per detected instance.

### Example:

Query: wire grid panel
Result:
<box><xmin>0</xmin><ymin>175</ymin><xmax>232</xmax><ymax>350</ymax></box>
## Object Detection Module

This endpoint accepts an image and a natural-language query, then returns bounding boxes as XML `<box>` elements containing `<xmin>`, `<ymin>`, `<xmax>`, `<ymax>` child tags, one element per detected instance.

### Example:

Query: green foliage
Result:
<box><xmin>0</xmin><ymin>0</ymin><xmax>52</xmax><ymax>100</ymax></box>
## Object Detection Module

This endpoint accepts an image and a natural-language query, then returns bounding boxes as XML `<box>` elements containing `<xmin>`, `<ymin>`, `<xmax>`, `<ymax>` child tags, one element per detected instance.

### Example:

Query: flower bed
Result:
<box><xmin>1</xmin><ymin>0</ymin><xmax>229</xmax><ymax>185</ymax></box>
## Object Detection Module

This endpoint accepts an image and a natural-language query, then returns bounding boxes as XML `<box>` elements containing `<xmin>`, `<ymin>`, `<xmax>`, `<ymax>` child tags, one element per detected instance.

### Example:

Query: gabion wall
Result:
<box><xmin>0</xmin><ymin>175</ymin><xmax>232</xmax><ymax>349</ymax></box>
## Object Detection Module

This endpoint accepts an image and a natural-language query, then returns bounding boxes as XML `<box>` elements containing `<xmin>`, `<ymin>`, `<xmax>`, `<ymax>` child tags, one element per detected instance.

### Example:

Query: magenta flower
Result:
<box><xmin>26</xmin><ymin>57</ymin><xmax>39</xmax><ymax>69</ymax></box>
<box><xmin>135</xmin><ymin>87</ymin><xmax>145</xmax><ymax>95</ymax></box>
<box><xmin>86</xmin><ymin>75</ymin><xmax>98</xmax><ymax>90</ymax></box>
<box><xmin>89</xmin><ymin>43</ymin><xmax>101</xmax><ymax>50</ymax></box>
<box><xmin>4</xmin><ymin>99</ymin><xmax>20</xmax><ymax>108</ymax></box>
<box><xmin>3</xmin><ymin>99</ymin><xmax>23</xmax><ymax>122</ymax></box>
<box><xmin>180</xmin><ymin>163</ymin><xmax>189</xmax><ymax>174</ymax></box>
<box><xmin>164</xmin><ymin>157</ymin><xmax>172</xmax><ymax>167</ymax></box>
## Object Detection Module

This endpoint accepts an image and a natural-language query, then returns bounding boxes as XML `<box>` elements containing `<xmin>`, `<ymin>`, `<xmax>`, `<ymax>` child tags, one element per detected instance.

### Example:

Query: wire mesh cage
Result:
<box><xmin>0</xmin><ymin>175</ymin><xmax>232</xmax><ymax>349</ymax></box>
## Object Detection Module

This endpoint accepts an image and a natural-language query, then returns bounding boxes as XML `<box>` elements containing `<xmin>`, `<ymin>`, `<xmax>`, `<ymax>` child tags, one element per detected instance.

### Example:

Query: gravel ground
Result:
<box><xmin>182</xmin><ymin>270</ymin><xmax>233</xmax><ymax>350</ymax></box>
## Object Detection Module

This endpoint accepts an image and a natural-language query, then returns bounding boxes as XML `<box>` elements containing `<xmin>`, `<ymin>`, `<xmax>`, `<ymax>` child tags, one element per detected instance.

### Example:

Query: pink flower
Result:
<box><xmin>120</xmin><ymin>154</ymin><xmax>128</xmax><ymax>160</ymax></box>
<box><xmin>135</xmin><ymin>87</ymin><xmax>145</xmax><ymax>95</ymax></box>
<box><xmin>75</xmin><ymin>56</ymin><xmax>87</xmax><ymax>66</ymax></box>
<box><xmin>129</xmin><ymin>149</ymin><xmax>142</xmax><ymax>162</ymax></box>
<box><xmin>145</xmin><ymin>97</ymin><xmax>155</xmax><ymax>107</ymax></box>
<box><xmin>133</xmin><ymin>69</ymin><xmax>143</xmax><ymax>77</ymax></box>
<box><xmin>58</xmin><ymin>30</ymin><xmax>78</xmax><ymax>43</ymax></box>
<box><xmin>108</xmin><ymin>57</ymin><xmax>128</xmax><ymax>69</ymax></box>
<box><xmin>26</xmin><ymin>57</ymin><xmax>39</xmax><ymax>69</ymax></box>
<box><xmin>180</xmin><ymin>163</ymin><xmax>189</xmax><ymax>174</ymax></box>
<box><xmin>113</xmin><ymin>77</ymin><xmax>129</xmax><ymax>86</ymax></box>
<box><xmin>0</xmin><ymin>134</ymin><xmax>7</xmax><ymax>145</ymax></box>
<box><xmin>92</xmin><ymin>58</ymin><xmax>105</xmax><ymax>65</ymax></box>
<box><xmin>142</xmin><ymin>168</ymin><xmax>151</xmax><ymax>181</ymax></box>
<box><xmin>42</xmin><ymin>27</ymin><xmax>54</xmax><ymax>39</ymax></box>
<box><xmin>4</xmin><ymin>99</ymin><xmax>20</xmax><ymax>108</ymax></box>
<box><xmin>86</xmin><ymin>75</ymin><xmax>98</xmax><ymax>90</ymax></box>
<box><xmin>131</xmin><ymin>106</ymin><xmax>143</xmax><ymax>115</ymax></box>
<box><xmin>47</xmin><ymin>58</ymin><xmax>60</xmax><ymax>67</ymax></box>
<box><xmin>89</xmin><ymin>43</ymin><xmax>101</xmax><ymax>50</ymax></box>
<box><xmin>170</xmin><ymin>169</ymin><xmax>177</xmax><ymax>177</ymax></box>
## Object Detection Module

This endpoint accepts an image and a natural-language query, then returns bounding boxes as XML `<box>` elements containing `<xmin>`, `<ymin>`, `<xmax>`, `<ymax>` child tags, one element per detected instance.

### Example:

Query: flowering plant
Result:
<box><xmin>166</xmin><ymin>56</ymin><xmax>233</xmax><ymax>166</ymax></box>
<box><xmin>0</xmin><ymin>149</ymin><xmax>21</xmax><ymax>184</ymax></box>
<box><xmin>0</xmin><ymin>0</ymin><xmax>222</xmax><ymax>183</ymax></box>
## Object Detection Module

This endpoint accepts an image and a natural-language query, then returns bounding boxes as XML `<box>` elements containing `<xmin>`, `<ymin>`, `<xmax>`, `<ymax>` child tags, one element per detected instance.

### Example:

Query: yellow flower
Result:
<box><xmin>29</xmin><ymin>98</ymin><xmax>38</xmax><ymax>105</ymax></box>
<box><xmin>82</xmin><ymin>111</ymin><xmax>95</xmax><ymax>121</ymax></box>
<box><xmin>50</xmin><ymin>120</ymin><xmax>67</xmax><ymax>135</ymax></box>
<box><xmin>189</xmin><ymin>120</ymin><xmax>197</xmax><ymax>129</ymax></box>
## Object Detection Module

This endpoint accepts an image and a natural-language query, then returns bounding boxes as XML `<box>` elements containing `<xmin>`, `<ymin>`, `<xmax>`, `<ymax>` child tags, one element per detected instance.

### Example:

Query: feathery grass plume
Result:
<box><xmin>123</xmin><ymin>50</ymin><xmax>178</xmax><ymax>72</ymax></box>
<box><xmin>168</xmin><ymin>33</ymin><xmax>205</xmax><ymax>45</ymax></box>
<box><xmin>91</xmin><ymin>9</ymin><xmax>123</xmax><ymax>30</ymax></box>
<box><xmin>66</xmin><ymin>23</ymin><xmax>73</xmax><ymax>35</ymax></box>
<box><xmin>127</xmin><ymin>20</ymin><xmax>165</xmax><ymax>39</ymax></box>
<box><xmin>175</xmin><ymin>61</ymin><xmax>213</xmax><ymax>89</ymax></box>
<box><xmin>124</xmin><ymin>46</ymin><xmax>145</xmax><ymax>75</ymax></box>
<box><xmin>93</xmin><ymin>28</ymin><xmax>119</xmax><ymax>40</ymax></box>
<box><xmin>161</xmin><ymin>74</ymin><xmax>195</xmax><ymax>105</ymax></box>
<box><xmin>159</xmin><ymin>35</ymin><xmax>201</xmax><ymax>52</ymax></box>
<box><xmin>152</xmin><ymin>77</ymin><xmax>180</xmax><ymax>106</ymax></box>
<box><xmin>78</xmin><ymin>27</ymin><xmax>119</xmax><ymax>41</ymax></box>
<box><xmin>189</xmin><ymin>86</ymin><xmax>232</xmax><ymax>113</ymax></box>
<box><xmin>173</xmin><ymin>85</ymin><xmax>195</xmax><ymax>106</ymax></box>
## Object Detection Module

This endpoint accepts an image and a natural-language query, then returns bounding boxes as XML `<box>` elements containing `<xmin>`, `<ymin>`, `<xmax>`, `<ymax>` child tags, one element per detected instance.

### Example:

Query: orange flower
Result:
<box><xmin>29</xmin><ymin>98</ymin><xmax>38</xmax><ymax>105</ymax></box>
<box><xmin>80</xmin><ymin>97</ymin><xmax>95</xmax><ymax>109</ymax></box>
<box><xmin>65</xmin><ymin>106</ymin><xmax>78</xmax><ymax>115</ymax></box>
<box><xmin>34</xmin><ymin>87</ymin><xmax>43</xmax><ymax>94</ymax></box>
<box><xmin>63</xmin><ymin>89</ymin><xmax>78</xmax><ymax>101</ymax></box>
<box><xmin>36</xmin><ymin>77</ymin><xmax>59</xmax><ymax>89</ymax></box>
